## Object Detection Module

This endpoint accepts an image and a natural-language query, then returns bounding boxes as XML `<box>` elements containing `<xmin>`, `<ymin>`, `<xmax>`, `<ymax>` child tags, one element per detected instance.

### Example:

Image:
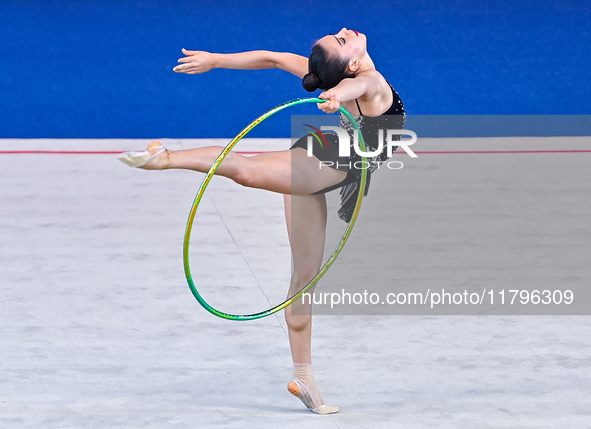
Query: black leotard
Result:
<box><xmin>291</xmin><ymin>81</ymin><xmax>406</xmax><ymax>222</ymax></box>
<box><xmin>334</xmin><ymin>81</ymin><xmax>405</xmax><ymax>222</ymax></box>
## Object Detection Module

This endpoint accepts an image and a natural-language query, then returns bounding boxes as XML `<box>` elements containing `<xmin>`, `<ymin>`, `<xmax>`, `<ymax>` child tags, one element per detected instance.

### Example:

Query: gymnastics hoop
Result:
<box><xmin>183</xmin><ymin>98</ymin><xmax>367</xmax><ymax>320</ymax></box>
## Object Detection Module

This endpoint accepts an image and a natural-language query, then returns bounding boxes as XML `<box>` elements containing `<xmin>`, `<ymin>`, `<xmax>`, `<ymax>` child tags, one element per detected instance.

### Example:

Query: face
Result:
<box><xmin>318</xmin><ymin>28</ymin><xmax>367</xmax><ymax>63</ymax></box>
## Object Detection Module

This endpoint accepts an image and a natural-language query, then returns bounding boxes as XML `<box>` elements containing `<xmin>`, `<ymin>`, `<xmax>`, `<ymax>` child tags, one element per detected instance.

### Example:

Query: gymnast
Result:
<box><xmin>118</xmin><ymin>27</ymin><xmax>405</xmax><ymax>414</ymax></box>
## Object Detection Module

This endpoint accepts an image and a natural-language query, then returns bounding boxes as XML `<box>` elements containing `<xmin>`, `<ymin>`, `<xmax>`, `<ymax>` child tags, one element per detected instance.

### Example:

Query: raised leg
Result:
<box><xmin>138</xmin><ymin>141</ymin><xmax>347</xmax><ymax>195</ymax></box>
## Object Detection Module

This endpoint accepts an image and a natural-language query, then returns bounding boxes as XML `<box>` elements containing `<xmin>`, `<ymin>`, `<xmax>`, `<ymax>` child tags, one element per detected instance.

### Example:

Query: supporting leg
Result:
<box><xmin>283</xmin><ymin>194</ymin><xmax>339</xmax><ymax>414</ymax></box>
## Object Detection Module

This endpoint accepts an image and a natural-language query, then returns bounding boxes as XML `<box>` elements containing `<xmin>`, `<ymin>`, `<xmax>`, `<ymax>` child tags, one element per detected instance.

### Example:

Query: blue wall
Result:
<box><xmin>1</xmin><ymin>0</ymin><xmax>589</xmax><ymax>138</ymax></box>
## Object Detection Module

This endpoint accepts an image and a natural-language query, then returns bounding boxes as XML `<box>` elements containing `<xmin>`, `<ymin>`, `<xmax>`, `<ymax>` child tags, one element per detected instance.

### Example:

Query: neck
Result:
<box><xmin>355</xmin><ymin>52</ymin><xmax>375</xmax><ymax>75</ymax></box>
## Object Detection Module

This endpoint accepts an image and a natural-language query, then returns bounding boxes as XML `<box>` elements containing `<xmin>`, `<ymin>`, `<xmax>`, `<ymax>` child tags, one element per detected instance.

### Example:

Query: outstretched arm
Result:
<box><xmin>173</xmin><ymin>49</ymin><xmax>308</xmax><ymax>78</ymax></box>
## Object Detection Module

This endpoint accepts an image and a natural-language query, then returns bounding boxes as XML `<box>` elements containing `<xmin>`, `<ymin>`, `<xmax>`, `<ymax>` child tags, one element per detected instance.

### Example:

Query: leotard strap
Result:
<box><xmin>355</xmin><ymin>98</ymin><xmax>363</xmax><ymax>116</ymax></box>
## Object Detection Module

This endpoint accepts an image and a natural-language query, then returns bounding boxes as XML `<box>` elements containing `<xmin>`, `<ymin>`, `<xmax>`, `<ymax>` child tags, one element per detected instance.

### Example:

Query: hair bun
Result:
<box><xmin>302</xmin><ymin>72</ymin><xmax>321</xmax><ymax>92</ymax></box>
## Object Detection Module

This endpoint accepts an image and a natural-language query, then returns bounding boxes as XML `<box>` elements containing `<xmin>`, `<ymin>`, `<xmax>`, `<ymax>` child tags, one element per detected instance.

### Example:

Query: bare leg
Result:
<box><xmin>139</xmin><ymin>141</ymin><xmax>347</xmax><ymax>195</ymax></box>
<box><xmin>283</xmin><ymin>194</ymin><xmax>338</xmax><ymax>413</ymax></box>
<box><xmin>283</xmin><ymin>193</ymin><xmax>326</xmax><ymax>363</ymax></box>
<box><xmin>138</xmin><ymin>142</ymin><xmax>339</xmax><ymax>412</ymax></box>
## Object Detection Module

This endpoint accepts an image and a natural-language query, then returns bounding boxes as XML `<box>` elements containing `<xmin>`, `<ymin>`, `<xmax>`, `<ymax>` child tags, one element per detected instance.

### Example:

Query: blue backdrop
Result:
<box><xmin>1</xmin><ymin>0</ymin><xmax>589</xmax><ymax>138</ymax></box>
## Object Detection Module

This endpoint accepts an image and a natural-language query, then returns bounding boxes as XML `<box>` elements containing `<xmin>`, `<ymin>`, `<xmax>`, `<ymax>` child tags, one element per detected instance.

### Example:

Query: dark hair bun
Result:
<box><xmin>302</xmin><ymin>72</ymin><xmax>321</xmax><ymax>92</ymax></box>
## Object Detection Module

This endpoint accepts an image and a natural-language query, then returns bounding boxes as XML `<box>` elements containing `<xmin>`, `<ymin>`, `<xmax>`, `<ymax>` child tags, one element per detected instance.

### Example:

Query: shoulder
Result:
<box><xmin>355</xmin><ymin>71</ymin><xmax>394</xmax><ymax>115</ymax></box>
<box><xmin>355</xmin><ymin>70</ymin><xmax>389</xmax><ymax>98</ymax></box>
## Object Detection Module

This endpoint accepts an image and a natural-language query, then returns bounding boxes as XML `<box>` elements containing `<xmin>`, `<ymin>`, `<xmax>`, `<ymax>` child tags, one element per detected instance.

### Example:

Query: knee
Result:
<box><xmin>285</xmin><ymin>306</ymin><xmax>311</xmax><ymax>332</ymax></box>
<box><xmin>291</xmin><ymin>268</ymin><xmax>320</xmax><ymax>290</ymax></box>
<box><xmin>232</xmin><ymin>167</ymin><xmax>256</xmax><ymax>188</ymax></box>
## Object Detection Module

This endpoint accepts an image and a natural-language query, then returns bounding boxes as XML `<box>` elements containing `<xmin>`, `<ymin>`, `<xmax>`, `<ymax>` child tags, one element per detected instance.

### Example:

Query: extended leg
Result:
<box><xmin>283</xmin><ymin>194</ymin><xmax>338</xmax><ymax>414</ymax></box>
<box><xmin>134</xmin><ymin>141</ymin><xmax>347</xmax><ymax>195</ymax></box>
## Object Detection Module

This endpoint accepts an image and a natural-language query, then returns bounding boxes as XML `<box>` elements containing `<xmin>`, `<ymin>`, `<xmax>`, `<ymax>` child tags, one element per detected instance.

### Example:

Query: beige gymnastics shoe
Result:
<box><xmin>117</xmin><ymin>142</ymin><xmax>167</xmax><ymax>168</ymax></box>
<box><xmin>287</xmin><ymin>379</ymin><xmax>339</xmax><ymax>415</ymax></box>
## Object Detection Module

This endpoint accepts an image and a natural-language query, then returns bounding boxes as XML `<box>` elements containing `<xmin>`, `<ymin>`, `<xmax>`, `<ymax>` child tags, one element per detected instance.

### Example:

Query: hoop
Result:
<box><xmin>183</xmin><ymin>98</ymin><xmax>367</xmax><ymax>320</ymax></box>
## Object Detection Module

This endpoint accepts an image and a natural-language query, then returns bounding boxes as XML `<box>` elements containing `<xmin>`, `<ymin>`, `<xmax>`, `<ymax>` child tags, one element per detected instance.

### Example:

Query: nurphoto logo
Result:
<box><xmin>303</xmin><ymin>125</ymin><xmax>417</xmax><ymax>170</ymax></box>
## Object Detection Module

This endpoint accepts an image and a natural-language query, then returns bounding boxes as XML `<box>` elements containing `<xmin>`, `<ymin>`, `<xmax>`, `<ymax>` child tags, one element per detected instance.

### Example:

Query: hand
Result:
<box><xmin>318</xmin><ymin>90</ymin><xmax>340</xmax><ymax>114</ymax></box>
<box><xmin>173</xmin><ymin>49</ymin><xmax>214</xmax><ymax>74</ymax></box>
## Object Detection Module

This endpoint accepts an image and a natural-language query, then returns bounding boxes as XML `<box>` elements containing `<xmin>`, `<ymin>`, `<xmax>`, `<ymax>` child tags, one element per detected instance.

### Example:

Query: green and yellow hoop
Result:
<box><xmin>183</xmin><ymin>98</ymin><xmax>367</xmax><ymax>320</ymax></box>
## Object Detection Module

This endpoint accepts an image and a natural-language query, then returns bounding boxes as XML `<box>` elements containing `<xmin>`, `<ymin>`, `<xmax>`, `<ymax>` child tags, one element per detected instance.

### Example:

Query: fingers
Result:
<box><xmin>173</xmin><ymin>49</ymin><xmax>212</xmax><ymax>74</ymax></box>
<box><xmin>181</xmin><ymin>48</ymin><xmax>199</xmax><ymax>55</ymax></box>
<box><xmin>176</xmin><ymin>49</ymin><xmax>199</xmax><ymax>64</ymax></box>
<box><xmin>173</xmin><ymin>62</ymin><xmax>197</xmax><ymax>73</ymax></box>
<box><xmin>174</xmin><ymin>49</ymin><xmax>198</xmax><ymax>70</ymax></box>
<box><xmin>173</xmin><ymin>52</ymin><xmax>192</xmax><ymax>73</ymax></box>
<box><xmin>173</xmin><ymin>55</ymin><xmax>198</xmax><ymax>73</ymax></box>
<box><xmin>318</xmin><ymin>90</ymin><xmax>340</xmax><ymax>113</ymax></box>
<box><xmin>317</xmin><ymin>95</ymin><xmax>339</xmax><ymax>113</ymax></box>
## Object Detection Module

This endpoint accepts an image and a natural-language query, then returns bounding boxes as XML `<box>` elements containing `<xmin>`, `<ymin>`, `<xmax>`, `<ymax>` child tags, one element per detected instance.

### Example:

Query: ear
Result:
<box><xmin>348</xmin><ymin>58</ymin><xmax>362</xmax><ymax>73</ymax></box>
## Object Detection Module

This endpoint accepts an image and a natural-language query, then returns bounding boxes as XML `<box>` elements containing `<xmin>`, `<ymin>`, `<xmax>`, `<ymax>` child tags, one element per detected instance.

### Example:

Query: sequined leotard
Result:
<box><xmin>291</xmin><ymin>81</ymin><xmax>406</xmax><ymax>222</ymax></box>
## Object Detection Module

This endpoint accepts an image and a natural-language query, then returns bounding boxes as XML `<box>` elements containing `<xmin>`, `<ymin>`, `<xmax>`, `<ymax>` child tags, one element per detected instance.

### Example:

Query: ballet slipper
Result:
<box><xmin>117</xmin><ymin>144</ymin><xmax>166</xmax><ymax>168</ymax></box>
<box><xmin>287</xmin><ymin>379</ymin><xmax>339</xmax><ymax>415</ymax></box>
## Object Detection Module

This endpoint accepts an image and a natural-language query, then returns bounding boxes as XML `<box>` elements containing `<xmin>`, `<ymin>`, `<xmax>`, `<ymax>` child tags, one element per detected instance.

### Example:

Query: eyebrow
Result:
<box><xmin>333</xmin><ymin>36</ymin><xmax>344</xmax><ymax>47</ymax></box>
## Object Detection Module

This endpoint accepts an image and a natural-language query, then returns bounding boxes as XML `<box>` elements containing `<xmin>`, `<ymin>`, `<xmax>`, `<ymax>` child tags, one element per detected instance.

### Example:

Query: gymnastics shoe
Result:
<box><xmin>117</xmin><ymin>144</ymin><xmax>166</xmax><ymax>168</ymax></box>
<box><xmin>287</xmin><ymin>379</ymin><xmax>339</xmax><ymax>415</ymax></box>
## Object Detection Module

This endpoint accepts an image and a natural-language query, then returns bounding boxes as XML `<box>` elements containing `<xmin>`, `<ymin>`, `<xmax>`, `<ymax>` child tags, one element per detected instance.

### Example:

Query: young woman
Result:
<box><xmin>119</xmin><ymin>27</ymin><xmax>405</xmax><ymax>414</ymax></box>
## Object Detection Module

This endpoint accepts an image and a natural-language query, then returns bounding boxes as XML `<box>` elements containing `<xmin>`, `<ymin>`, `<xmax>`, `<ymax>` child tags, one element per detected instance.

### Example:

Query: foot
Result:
<box><xmin>117</xmin><ymin>140</ymin><xmax>168</xmax><ymax>169</ymax></box>
<box><xmin>138</xmin><ymin>141</ymin><xmax>168</xmax><ymax>170</ymax></box>
<box><xmin>287</xmin><ymin>363</ymin><xmax>339</xmax><ymax>414</ymax></box>
<box><xmin>288</xmin><ymin>379</ymin><xmax>339</xmax><ymax>415</ymax></box>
